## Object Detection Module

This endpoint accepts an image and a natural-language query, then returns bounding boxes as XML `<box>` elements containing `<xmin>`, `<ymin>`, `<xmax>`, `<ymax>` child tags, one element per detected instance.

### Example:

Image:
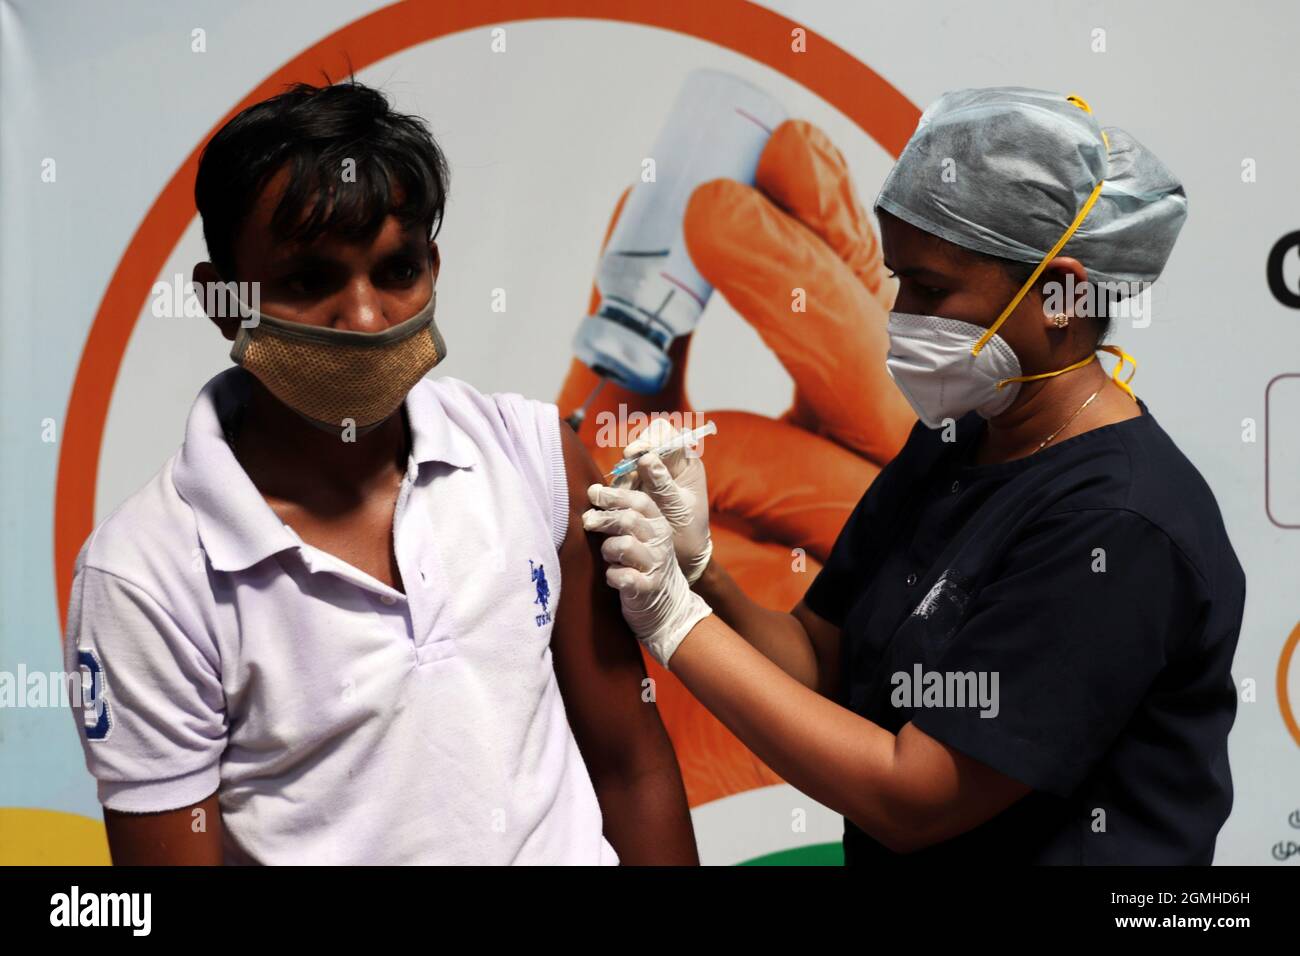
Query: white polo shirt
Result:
<box><xmin>65</xmin><ymin>366</ymin><xmax>619</xmax><ymax>865</ymax></box>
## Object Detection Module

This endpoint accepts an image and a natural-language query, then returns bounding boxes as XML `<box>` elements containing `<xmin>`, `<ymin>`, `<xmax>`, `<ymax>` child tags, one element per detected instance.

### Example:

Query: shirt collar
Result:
<box><xmin>404</xmin><ymin>370</ymin><xmax>478</xmax><ymax>471</ymax></box>
<box><xmin>172</xmin><ymin>367</ymin><xmax>475</xmax><ymax>572</ymax></box>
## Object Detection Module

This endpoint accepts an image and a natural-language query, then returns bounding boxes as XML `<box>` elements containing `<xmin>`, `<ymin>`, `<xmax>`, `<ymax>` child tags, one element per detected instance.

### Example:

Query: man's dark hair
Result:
<box><xmin>195</xmin><ymin>78</ymin><xmax>450</xmax><ymax>279</ymax></box>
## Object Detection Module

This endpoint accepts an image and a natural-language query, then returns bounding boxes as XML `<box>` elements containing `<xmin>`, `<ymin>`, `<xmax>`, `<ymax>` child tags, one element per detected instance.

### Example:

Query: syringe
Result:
<box><xmin>604</xmin><ymin>421</ymin><xmax>718</xmax><ymax>481</ymax></box>
<box><xmin>566</xmin><ymin>70</ymin><xmax>786</xmax><ymax>432</ymax></box>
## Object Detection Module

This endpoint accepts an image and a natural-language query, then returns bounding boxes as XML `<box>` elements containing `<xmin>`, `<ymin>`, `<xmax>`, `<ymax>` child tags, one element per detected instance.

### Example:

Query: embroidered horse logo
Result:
<box><xmin>529</xmin><ymin>559</ymin><xmax>552</xmax><ymax>627</ymax></box>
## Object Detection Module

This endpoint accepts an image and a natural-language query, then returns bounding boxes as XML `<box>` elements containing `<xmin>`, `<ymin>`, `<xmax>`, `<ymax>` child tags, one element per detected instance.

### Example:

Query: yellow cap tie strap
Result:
<box><xmin>995</xmin><ymin>351</ymin><xmax>1097</xmax><ymax>390</ymax></box>
<box><xmin>1099</xmin><ymin>344</ymin><xmax>1139</xmax><ymax>401</ymax></box>
<box><xmin>1066</xmin><ymin>94</ymin><xmax>1110</xmax><ymax>149</ymax></box>
<box><xmin>971</xmin><ymin>92</ymin><xmax>1110</xmax><ymax>357</ymax></box>
<box><xmin>971</xmin><ymin>178</ymin><xmax>1105</xmax><ymax>356</ymax></box>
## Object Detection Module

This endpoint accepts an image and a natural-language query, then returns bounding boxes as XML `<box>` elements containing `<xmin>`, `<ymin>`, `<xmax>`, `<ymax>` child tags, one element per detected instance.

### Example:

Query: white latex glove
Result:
<box><xmin>616</xmin><ymin>418</ymin><xmax>713</xmax><ymax>585</ymax></box>
<box><xmin>583</xmin><ymin>482</ymin><xmax>713</xmax><ymax>669</ymax></box>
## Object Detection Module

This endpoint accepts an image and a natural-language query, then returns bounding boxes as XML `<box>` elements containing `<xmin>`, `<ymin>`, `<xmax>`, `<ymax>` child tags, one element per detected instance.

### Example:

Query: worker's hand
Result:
<box><xmin>617</xmin><ymin>418</ymin><xmax>713</xmax><ymax>585</ymax></box>
<box><xmin>583</xmin><ymin>483</ymin><xmax>713</xmax><ymax>668</ymax></box>
<box><xmin>558</xmin><ymin>118</ymin><xmax>917</xmax><ymax>806</ymax></box>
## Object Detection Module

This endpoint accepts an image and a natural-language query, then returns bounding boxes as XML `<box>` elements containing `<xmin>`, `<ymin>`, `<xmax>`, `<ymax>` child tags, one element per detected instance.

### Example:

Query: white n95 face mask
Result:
<box><xmin>884</xmin><ymin>311</ymin><xmax>1023</xmax><ymax>428</ymax></box>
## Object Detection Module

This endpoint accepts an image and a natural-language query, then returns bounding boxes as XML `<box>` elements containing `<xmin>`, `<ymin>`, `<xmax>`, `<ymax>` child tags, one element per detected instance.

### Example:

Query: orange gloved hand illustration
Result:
<box><xmin>557</xmin><ymin>119</ymin><xmax>916</xmax><ymax>808</ymax></box>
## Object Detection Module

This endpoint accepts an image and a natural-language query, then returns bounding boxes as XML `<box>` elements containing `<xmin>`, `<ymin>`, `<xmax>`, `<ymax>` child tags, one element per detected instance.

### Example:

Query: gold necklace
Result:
<box><xmin>1035</xmin><ymin>386</ymin><xmax>1104</xmax><ymax>453</ymax></box>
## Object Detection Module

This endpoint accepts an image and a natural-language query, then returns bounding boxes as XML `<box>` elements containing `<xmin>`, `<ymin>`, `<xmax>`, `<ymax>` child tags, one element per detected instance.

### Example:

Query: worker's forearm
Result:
<box><xmin>694</xmin><ymin>558</ymin><xmax>819</xmax><ymax>689</ymax></box>
<box><xmin>669</xmin><ymin>615</ymin><xmax>913</xmax><ymax>850</ymax></box>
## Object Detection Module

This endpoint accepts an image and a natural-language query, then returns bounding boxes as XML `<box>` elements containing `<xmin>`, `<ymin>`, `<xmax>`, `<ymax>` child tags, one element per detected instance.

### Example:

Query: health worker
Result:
<box><xmin>582</xmin><ymin>87</ymin><xmax>1247</xmax><ymax>865</ymax></box>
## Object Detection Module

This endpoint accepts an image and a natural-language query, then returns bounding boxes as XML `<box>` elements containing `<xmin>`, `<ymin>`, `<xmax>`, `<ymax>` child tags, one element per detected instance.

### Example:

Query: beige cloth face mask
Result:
<box><xmin>229</xmin><ymin>289</ymin><xmax>446</xmax><ymax>435</ymax></box>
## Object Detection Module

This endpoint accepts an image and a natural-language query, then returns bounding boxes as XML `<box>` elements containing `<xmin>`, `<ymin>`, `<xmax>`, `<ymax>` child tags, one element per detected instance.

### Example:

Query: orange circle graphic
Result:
<box><xmin>1279</xmin><ymin>621</ymin><xmax>1300</xmax><ymax>748</ymax></box>
<box><xmin>54</xmin><ymin>1</ymin><xmax>918</xmax><ymax>626</ymax></box>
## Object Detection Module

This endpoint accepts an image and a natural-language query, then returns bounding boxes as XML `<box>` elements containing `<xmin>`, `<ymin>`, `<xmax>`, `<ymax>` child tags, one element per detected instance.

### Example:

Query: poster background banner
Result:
<box><xmin>2</xmin><ymin>0</ymin><xmax>1297</xmax><ymax>865</ymax></box>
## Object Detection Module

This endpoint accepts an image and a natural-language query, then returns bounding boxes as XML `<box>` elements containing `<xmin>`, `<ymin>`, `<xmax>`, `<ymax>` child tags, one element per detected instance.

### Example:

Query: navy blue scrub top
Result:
<box><xmin>803</xmin><ymin>398</ymin><xmax>1246</xmax><ymax>865</ymax></box>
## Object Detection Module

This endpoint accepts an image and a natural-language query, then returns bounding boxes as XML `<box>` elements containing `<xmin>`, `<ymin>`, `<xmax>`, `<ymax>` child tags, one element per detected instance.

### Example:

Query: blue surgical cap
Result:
<box><xmin>874</xmin><ymin>87</ymin><xmax>1187</xmax><ymax>287</ymax></box>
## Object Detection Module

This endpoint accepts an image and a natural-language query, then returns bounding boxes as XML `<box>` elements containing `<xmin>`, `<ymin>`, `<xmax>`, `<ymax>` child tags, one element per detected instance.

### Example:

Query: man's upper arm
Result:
<box><xmin>548</xmin><ymin>420</ymin><xmax>679</xmax><ymax>779</ymax></box>
<box><xmin>104</xmin><ymin>793</ymin><xmax>224</xmax><ymax>865</ymax></box>
<box><xmin>65</xmin><ymin>559</ymin><xmax>228</xmax><ymax>816</ymax></box>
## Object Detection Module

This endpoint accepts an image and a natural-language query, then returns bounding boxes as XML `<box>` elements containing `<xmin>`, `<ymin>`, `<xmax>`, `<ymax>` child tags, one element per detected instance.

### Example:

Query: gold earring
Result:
<box><xmin>1051</xmin><ymin>313</ymin><xmax>1070</xmax><ymax>329</ymax></box>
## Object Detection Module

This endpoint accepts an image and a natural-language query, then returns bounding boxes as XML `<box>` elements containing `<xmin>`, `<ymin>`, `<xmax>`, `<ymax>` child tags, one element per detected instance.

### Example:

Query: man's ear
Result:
<box><xmin>428</xmin><ymin>240</ymin><xmax>441</xmax><ymax>283</ymax></box>
<box><xmin>193</xmin><ymin>262</ymin><xmax>241</xmax><ymax>342</ymax></box>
